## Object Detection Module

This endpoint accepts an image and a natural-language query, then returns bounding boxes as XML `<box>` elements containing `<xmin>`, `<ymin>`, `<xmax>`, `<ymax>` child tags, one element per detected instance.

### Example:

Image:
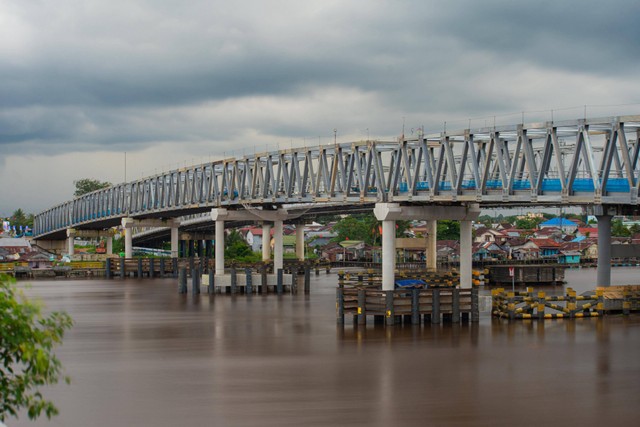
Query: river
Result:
<box><xmin>10</xmin><ymin>267</ymin><xmax>640</xmax><ymax>426</ymax></box>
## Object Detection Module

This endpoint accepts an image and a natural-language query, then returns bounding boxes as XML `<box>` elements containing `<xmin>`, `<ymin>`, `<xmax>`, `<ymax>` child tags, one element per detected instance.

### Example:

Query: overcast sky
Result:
<box><xmin>1</xmin><ymin>0</ymin><xmax>639</xmax><ymax>216</ymax></box>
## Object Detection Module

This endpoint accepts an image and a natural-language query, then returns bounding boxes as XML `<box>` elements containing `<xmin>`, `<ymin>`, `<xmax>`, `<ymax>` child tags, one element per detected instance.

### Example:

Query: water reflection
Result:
<box><xmin>12</xmin><ymin>271</ymin><xmax>640</xmax><ymax>427</ymax></box>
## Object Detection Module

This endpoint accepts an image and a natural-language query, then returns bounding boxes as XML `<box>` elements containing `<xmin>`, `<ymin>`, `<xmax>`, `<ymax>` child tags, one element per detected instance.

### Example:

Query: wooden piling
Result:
<box><xmin>277</xmin><ymin>268</ymin><xmax>283</xmax><ymax>294</ymax></box>
<box><xmin>304</xmin><ymin>265</ymin><xmax>311</xmax><ymax>293</ymax></box>
<box><xmin>245</xmin><ymin>267</ymin><xmax>253</xmax><ymax>294</ymax></box>
<box><xmin>106</xmin><ymin>258</ymin><xmax>112</xmax><ymax>279</ymax></box>
<box><xmin>432</xmin><ymin>289</ymin><xmax>441</xmax><ymax>324</ymax></box>
<box><xmin>119</xmin><ymin>258</ymin><xmax>125</xmax><ymax>278</ymax></box>
<box><xmin>358</xmin><ymin>289</ymin><xmax>366</xmax><ymax>325</ymax></box>
<box><xmin>172</xmin><ymin>258</ymin><xmax>178</xmax><ymax>278</ymax></box>
<box><xmin>137</xmin><ymin>258</ymin><xmax>143</xmax><ymax>278</ymax></box>
<box><xmin>411</xmin><ymin>288</ymin><xmax>420</xmax><ymax>325</ymax></box>
<box><xmin>230</xmin><ymin>266</ymin><xmax>237</xmax><ymax>294</ymax></box>
<box><xmin>208</xmin><ymin>270</ymin><xmax>215</xmax><ymax>295</ymax></box>
<box><xmin>149</xmin><ymin>258</ymin><xmax>155</xmax><ymax>278</ymax></box>
<box><xmin>337</xmin><ymin>288</ymin><xmax>345</xmax><ymax>324</ymax></box>
<box><xmin>385</xmin><ymin>291</ymin><xmax>395</xmax><ymax>326</ymax></box>
<box><xmin>192</xmin><ymin>267</ymin><xmax>200</xmax><ymax>294</ymax></box>
<box><xmin>178</xmin><ymin>268</ymin><xmax>187</xmax><ymax>294</ymax></box>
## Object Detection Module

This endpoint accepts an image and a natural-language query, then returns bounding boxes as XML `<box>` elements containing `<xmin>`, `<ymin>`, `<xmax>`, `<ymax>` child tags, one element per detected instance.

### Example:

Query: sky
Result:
<box><xmin>1</xmin><ymin>0</ymin><xmax>639</xmax><ymax>217</ymax></box>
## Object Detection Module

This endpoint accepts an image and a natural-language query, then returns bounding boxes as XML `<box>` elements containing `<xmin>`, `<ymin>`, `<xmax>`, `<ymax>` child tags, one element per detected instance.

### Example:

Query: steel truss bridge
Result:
<box><xmin>34</xmin><ymin>115</ymin><xmax>640</xmax><ymax>240</ymax></box>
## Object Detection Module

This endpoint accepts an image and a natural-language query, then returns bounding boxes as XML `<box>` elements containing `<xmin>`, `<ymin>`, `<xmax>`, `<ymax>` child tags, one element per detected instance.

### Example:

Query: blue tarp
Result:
<box><xmin>395</xmin><ymin>279</ymin><xmax>426</xmax><ymax>289</ymax></box>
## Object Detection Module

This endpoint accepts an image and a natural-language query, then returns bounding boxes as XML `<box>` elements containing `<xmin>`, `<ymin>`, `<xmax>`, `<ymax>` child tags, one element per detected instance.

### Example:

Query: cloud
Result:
<box><xmin>1</xmin><ymin>0</ymin><xmax>639</xmax><ymax>213</ymax></box>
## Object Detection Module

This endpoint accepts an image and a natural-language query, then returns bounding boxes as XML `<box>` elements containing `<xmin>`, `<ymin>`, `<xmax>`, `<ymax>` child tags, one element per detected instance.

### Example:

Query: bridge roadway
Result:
<box><xmin>33</xmin><ymin>115</ymin><xmax>640</xmax><ymax>290</ymax></box>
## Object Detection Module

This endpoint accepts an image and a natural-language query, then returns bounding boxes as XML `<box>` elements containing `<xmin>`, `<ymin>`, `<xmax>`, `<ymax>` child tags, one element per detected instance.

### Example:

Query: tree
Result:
<box><xmin>9</xmin><ymin>209</ymin><xmax>33</xmax><ymax>228</ymax></box>
<box><xmin>612</xmin><ymin>219</ymin><xmax>631</xmax><ymax>237</ymax></box>
<box><xmin>73</xmin><ymin>178</ymin><xmax>112</xmax><ymax>197</ymax></box>
<box><xmin>437</xmin><ymin>220</ymin><xmax>460</xmax><ymax>241</ymax></box>
<box><xmin>0</xmin><ymin>275</ymin><xmax>73</xmax><ymax>422</ymax></box>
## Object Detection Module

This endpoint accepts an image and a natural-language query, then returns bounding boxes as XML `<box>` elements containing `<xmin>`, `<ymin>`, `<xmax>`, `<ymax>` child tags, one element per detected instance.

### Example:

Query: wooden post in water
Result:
<box><xmin>207</xmin><ymin>268</ymin><xmax>215</xmax><ymax>295</ymax></box>
<box><xmin>277</xmin><ymin>268</ymin><xmax>283</xmax><ymax>294</ymax></box>
<box><xmin>336</xmin><ymin>288</ymin><xmax>344</xmax><ymax>324</ymax></box>
<box><xmin>291</xmin><ymin>266</ymin><xmax>298</xmax><ymax>295</ymax></box>
<box><xmin>172</xmin><ymin>258</ymin><xmax>178</xmax><ymax>278</ymax></box>
<box><xmin>119</xmin><ymin>258</ymin><xmax>125</xmax><ymax>278</ymax></box>
<box><xmin>304</xmin><ymin>264</ymin><xmax>311</xmax><ymax>293</ymax></box>
<box><xmin>432</xmin><ymin>289</ymin><xmax>441</xmax><ymax>324</ymax></box>
<box><xmin>159</xmin><ymin>258</ymin><xmax>165</xmax><ymax>278</ymax></box>
<box><xmin>192</xmin><ymin>267</ymin><xmax>200</xmax><ymax>294</ymax></box>
<box><xmin>245</xmin><ymin>267</ymin><xmax>253</xmax><ymax>294</ymax></box>
<box><xmin>261</xmin><ymin>264</ymin><xmax>268</xmax><ymax>294</ymax></box>
<box><xmin>230</xmin><ymin>266</ymin><xmax>237</xmax><ymax>294</ymax></box>
<box><xmin>411</xmin><ymin>288</ymin><xmax>420</xmax><ymax>325</ymax></box>
<box><xmin>149</xmin><ymin>258</ymin><xmax>155</xmax><ymax>278</ymax></box>
<box><xmin>357</xmin><ymin>289</ymin><xmax>366</xmax><ymax>325</ymax></box>
<box><xmin>178</xmin><ymin>268</ymin><xmax>187</xmax><ymax>294</ymax></box>
<box><xmin>452</xmin><ymin>288</ymin><xmax>460</xmax><ymax>323</ymax></box>
<box><xmin>137</xmin><ymin>258</ymin><xmax>143</xmax><ymax>278</ymax></box>
<box><xmin>106</xmin><ymin>258</ymin><xmax>112</xmax><ymax>279</ymax></box>
<box><xmin>471</xmin><ymin>286</ymin><xmax>479</xmax><ymax>322</ymax></box>
<box><xmin>385</xmin><ymin>291</ymin><xmax>395</xmax><ymax>326</ymax></box>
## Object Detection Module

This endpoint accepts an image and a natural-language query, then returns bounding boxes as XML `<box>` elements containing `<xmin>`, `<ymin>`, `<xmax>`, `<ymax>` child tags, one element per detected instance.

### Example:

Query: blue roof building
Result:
<box><xmin>539</xmin><ymin>217</ymin><xmax>578</xmax><ymax>233</ymax></box>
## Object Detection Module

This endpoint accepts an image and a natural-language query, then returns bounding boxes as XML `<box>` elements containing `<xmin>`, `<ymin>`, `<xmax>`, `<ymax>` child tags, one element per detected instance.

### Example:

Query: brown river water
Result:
<box><xmin>10</xmin><ymin>267</ymin><xmax>640</xmax><ymax>426</ymax></box>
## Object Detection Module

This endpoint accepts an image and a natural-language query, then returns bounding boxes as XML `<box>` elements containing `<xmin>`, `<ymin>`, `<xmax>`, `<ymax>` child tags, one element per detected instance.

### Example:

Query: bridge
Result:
<box><xmin>33</xmin><ymin>115</ymin><xmax>640</xmax><ymax>290</ymax></box>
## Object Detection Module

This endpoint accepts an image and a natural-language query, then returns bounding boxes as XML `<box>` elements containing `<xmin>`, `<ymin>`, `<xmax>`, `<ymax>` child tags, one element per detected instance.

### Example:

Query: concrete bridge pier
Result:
<box><xmin>67</xmin><ymin>228</ymin><xmax>117</xmax><ymax>256</ymax></box>
<box><xmin>374</xmin><ymin>203</ymin><xmax>480</xmax><ymax>291</ymax></box>
<box><xmin>262</xmin><ymin>222</ymin><xmax>272</xmax><ymax>261</ymax></box>
<box><xmin>296</xmin><ymin>223</ymin><xmax>305</xmax><ymax>261</ymax></box>
<box><xmin>171</xmin><ymin>227</ymin><xmax>179</xmax><ymax>258</ymax></box>
<box><xmin>273</xmin><ymin>220</ymin><xmax>284</xmax><ymax>272</ymax></box>
<box><xmin>596</xmin><ymin>210</ymin><xmax>613</xmax><ymax>287</ymax></box>
<box><xmin>215</xmin><ymin>218</ymin><xmax>225</xmax><ymax>276</ymax></box>
<box><xmin>121</xmin><ymin>218</ymin><xmax>180</xmax><ymax>259</ymax></box>
<box><xmin>426</xmin><ymin>220</ymin><xmax>437</xmax><ymax>271</ymax></box>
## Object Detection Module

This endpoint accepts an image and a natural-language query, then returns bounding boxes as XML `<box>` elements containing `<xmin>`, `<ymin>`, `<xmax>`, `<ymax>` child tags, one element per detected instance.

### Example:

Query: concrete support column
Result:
<box><xmin>274</xmin><ymin>220</ymin><xmax>284</xmax><ymax>271</ymax></box>
<box><xmin>67</xmin><ymin>236</ymin><xmax>75</xmax><ymax>256</ymax></box>
<box><xmin>597</xmin><ymin>214</ymin><xmax>612</xmax><ymax>287</ymax></box>
<box><xmin>459</xmin><ymin>220</ymin><xmax>473</xmax><ymax>289</ymax></box>
<box><xmin>125</xmin><ymin>228</ymin><xmax>133</xmax><ymax>258</ymax></box>
<box><xmin>381</xmin><ymin>219</ymin><xmax>396</xmax><ymax>291</ymax></box>
<box><xmin>296</xmin><ymin>224</ymin><xmax>305</xmax><ymax>261</ymax></box>
<box><xmin>426</xmin><ymin>219</ymin><xmax>437</xmax><ymax>271</ymax></box>
<box><xmin>170</xmin><ymin>227</ymin><xmax>179</xmax><ymax>258</ymax></box>
<box><xmin>106</xmin><ymin>236</ymin><xmax>113</xmax><ymax>255</ymax></box>
<box><xmin>262</xmin><ymin>223</ymin><xmax>272</xmax><ymax>261</ymax></box>
<box><xmin>215</xmin><ymin>220</ymin><xmax>225</xmax><ymax>275</ymax></box>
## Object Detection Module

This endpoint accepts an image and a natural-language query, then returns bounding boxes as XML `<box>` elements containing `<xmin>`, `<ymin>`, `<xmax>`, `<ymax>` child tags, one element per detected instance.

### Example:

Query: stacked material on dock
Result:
<box><xmin>597</xmin><ymin>285</ymin><xmax>640</xmax><ymax>314</ymax></box>
<box><xmin>492</xmin><ymin>287</ymin><xmax>603</xmax><ymax>319</ymax></box>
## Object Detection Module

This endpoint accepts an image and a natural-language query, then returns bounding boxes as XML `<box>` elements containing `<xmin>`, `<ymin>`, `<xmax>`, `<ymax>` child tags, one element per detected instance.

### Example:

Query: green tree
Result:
<box><xmin>0</xmin><ymin>275</ymin><xmax>73</xmax><ymax>422</ymax></box>
<box><xmin>515</xmin><ymin>217</ymin><xmax>542</xmax><ymax>230</ymax></box>
<box><xmin>73</xmin><ymin>178</ymin><xmax>112</xmax><ymax>197</ymax></box>
<box><xmin>612</xmin><ymin>219</ymin><xmax>631</xmax><ymax>237</ymax></box>
<box><xmin>437</xmin><ymin>220</ymin><xmax>460</xmax><ymax>241</ymax></box>
<box><xmin>9</xmin><ymin>209</ymin><xmax>33</xmax><ymax>228</ymax></box>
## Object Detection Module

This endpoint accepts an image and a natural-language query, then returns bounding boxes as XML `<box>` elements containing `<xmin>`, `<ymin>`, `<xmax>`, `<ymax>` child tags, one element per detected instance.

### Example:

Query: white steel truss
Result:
<box><xmin>34</xmin><ymin>115</ymin><xmax>640</xmax><ymax>238</ymax></box>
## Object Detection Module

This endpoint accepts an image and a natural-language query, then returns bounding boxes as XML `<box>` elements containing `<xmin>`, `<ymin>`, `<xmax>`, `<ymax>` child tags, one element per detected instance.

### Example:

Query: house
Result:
<box><xmin>576</xmin><ymin>227</ymin><xmax>598</xmax><ymax>239</ymax></box>
<box><xmin>21</xmin><ymin>251</ymin><xmax>53</xmax><ymax>269</ymax></box>
<box><xmin>509</xmin><ymin>240</ymin><xmax>540</xmax><ymax>260</ymax></box>
<box><xmin>529</xmin><ymin>238</ymin><xmax>561</xmax><ymax>258</ymax></box>
<box><xmin>539</xmin><ymin>217</ymin><xmax>578</xmax><ymax>234</ymax></box>
<box><xmin>437</xmin><ymin>240</ymin><xmax>459</xmax><ymax>262</ymax></box>
<box><xmin>472</xmin><ymin>242</ymin><xmax>506</xmax><ymax>261</ymax></box>
<box><xmin>560</xmin><ymin>240</ymin><xmax>598</xmax><ymax>259</ymax></box>
<box><xmin>474</xmin><ymin>227</ymin><xmax>508</xmax><ymax>244</ymax></box>
<box><xmin>0</xmin><ymin>237</ymin><xmax>32</xmax><ymax>255</ymax></box>
<box><xmin>558</xmin><ymin>250</ymin><xmax>581</xmax><ymax>264</ymax></box>
<box><xmin>243</xmin><ymin>227</ymin><xmax>269</xmax><ymax>252</ymax></box>
<box><xmin>533</xmin><ymin>226</ymin><xmax>563</xmax><ymax>241</ymax></box>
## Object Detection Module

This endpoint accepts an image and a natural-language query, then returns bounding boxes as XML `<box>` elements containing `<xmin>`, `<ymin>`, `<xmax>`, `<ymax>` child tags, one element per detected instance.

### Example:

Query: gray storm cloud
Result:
<box><xmin>0</xmin><ymin>0</ymin><xmax>639</xmax><ymax>213</ymax></box>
